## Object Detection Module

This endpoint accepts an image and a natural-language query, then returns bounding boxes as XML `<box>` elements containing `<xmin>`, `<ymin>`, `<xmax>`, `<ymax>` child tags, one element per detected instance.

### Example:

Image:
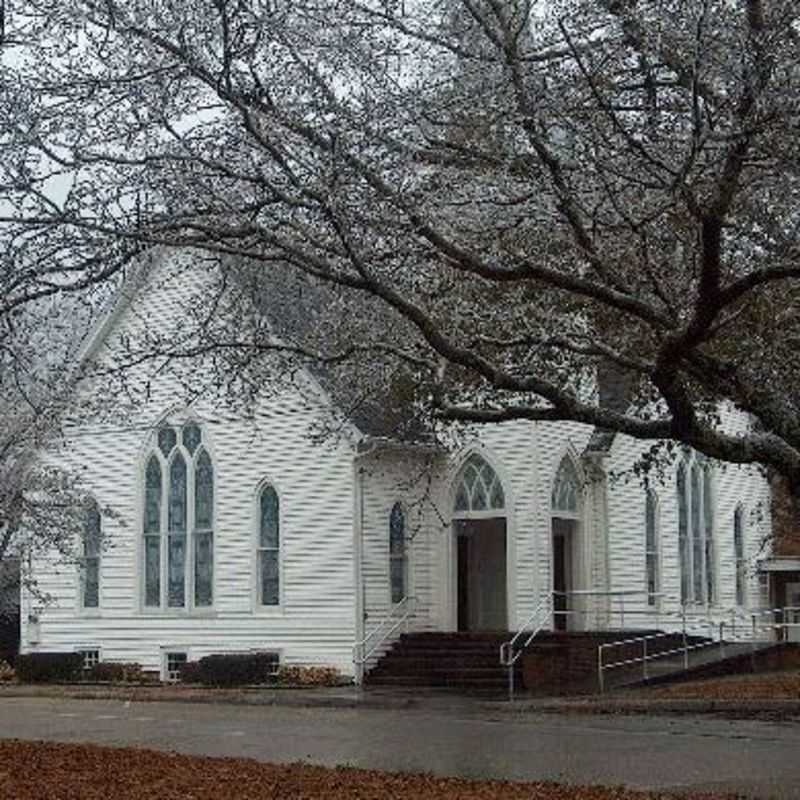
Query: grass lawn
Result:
<box><xmin>635</xmin><ymin>669</ymin><xmax>800</xmax><ymax>700</ymax></box>
<box><xmin>0</xmin><ymin>740</ymin><xmax>734</xmax><ymax>799</ymax></box>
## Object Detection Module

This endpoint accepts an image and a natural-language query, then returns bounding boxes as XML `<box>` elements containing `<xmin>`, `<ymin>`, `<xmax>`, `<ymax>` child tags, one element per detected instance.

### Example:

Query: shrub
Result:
<box><xmin>15</xmin><ymin>652</ymin><xmax>83</xmax><ymax>683</ymax></box>
<box><xmin>276</xmin><ymin>665</ymin><xmax>342</xmax><ymax>687</ymax></box>
<box><xmin>178</xmin><ymin>660</ymin><xmax>202</xmax><ymax>684</ymax></box>
<box><xmin>85</xmin><ymin>662</ymin><xmax>144</xmax><ymax>684</ymax></box>
<box><xmin>0</xmin><ymin>660</ymin><xmax>15</xmax><ymax>683</ymax></box>
<box><xmin>194</xmin><ymin>653</ymin><xmax>279</xmax><ymax>687</ymax></box>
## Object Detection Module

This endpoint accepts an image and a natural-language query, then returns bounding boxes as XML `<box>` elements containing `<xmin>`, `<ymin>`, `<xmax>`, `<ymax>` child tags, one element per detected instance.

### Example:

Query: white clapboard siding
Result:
<box><xmin>604</xmin><ymin>404</ymin><xmax>772</xmax><ymax>629</ymax></box>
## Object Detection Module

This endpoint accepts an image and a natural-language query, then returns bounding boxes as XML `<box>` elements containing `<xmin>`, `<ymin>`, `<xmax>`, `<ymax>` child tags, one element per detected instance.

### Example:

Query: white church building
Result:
<box><xmin>20</xmin><ymin>251</ymin><xmax>773</xmax><ymax>683</ymax></box>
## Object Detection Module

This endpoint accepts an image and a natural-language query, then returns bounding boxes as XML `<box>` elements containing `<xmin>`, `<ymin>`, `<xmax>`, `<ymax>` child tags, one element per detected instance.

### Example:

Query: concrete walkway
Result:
<box><xmin>2</xmin><ymin>695</ymin><xmax>800</xmax><ymax>797</ymax></box>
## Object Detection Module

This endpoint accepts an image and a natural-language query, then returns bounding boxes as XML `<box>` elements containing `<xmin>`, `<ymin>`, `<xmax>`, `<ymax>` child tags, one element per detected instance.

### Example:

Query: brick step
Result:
<box><xmin>399</xmin><ymin>632</ymin><xmax>512</xmax><ymax>641</ymax></box>
<box><xmin>372</xmin><ymin>656</ymin><xmax>507</xmax><ymax>669</ymax></box>
<box><xmin>386</xmin><ymin>647</ymin><xmax>505</xmax><ymax>659</ymax></box>
<box><xmin>369</xmin><ymin>665</ymin><xmax>518</xmax><ymax>678</ymax></box>
<box><xmin>366</xmin><ymin>674</ymin><xmax>510</xmax><ymax>688</ymax></box>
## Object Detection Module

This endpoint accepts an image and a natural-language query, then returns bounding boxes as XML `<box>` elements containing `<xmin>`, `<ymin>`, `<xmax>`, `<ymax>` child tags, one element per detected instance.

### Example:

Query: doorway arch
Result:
<box><xmin>551</xmin><ymin>454</ymin><xmax>582</xmax><ymax>631</ymax></box>
<box><xmin>451</xmin><ymin>453</ymin><xmax>508</xmax><ymax>632</ymax></box>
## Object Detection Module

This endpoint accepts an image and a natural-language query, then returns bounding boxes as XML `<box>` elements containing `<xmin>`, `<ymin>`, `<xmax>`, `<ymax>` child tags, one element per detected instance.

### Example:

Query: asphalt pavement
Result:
<box><xmin>1</xmin><ymin>696</ymin><xmax>799</xmax><ymax>797</ymax></box>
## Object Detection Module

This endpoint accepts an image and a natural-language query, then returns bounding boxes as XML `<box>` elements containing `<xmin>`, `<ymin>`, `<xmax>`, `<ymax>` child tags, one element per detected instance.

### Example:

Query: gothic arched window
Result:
<box><xmin>81</xmin><ymin>501</ymin><xmax>101</xmax><ymax>609</ymax></box>
<box><xmin>389</xmin><ymin>502</ymin><xmax>407</xmax><ymax>604</ymax></box>
<box><xmin>677</xmin><ymin>453</ymin><xmax>715</xmax><ymax>605</ymax></box>
<box><xmin>645</xmin><ymin>490</ymin><xmax>659</xmax><ymax>606</ymax></box>
<box><xmin>552</xmin><ymin>457</ymin><xmax>580</xmax><ymax>516</ymax></box>
<box><xmin>143</xmin><ymin>423</ymin><xmax>214</xmax><ymax>609</ymax></box>
<box><xmin>258</xmin><ymin>484</ymin><xmax>280</xmax><ymax>606</ymax></box>
<box><xmin>734</xmin><ymin>504</ymin><xmax>746</xmax><ymax>607</ymax></box>
<box><xmin>453</xmin><ymin>454</ymin><xmax>505</xmax><ymax>514</ymax></box>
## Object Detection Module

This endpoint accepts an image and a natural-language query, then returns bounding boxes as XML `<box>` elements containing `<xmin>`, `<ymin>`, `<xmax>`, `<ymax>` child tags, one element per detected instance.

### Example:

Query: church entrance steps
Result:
<box><xmin>364</xmin><ymin>632</ymin><xmax>520</xmax><ymax>694</ymax></box>
<box><xmin>365</xmin><ymin>630</ymin><xmax>688</xmax><ymax>696</ymax></box>
<box><xmin>364</xmin><ymin>631</ymin><xmax>786</xmax><ymax>697</ymax></box>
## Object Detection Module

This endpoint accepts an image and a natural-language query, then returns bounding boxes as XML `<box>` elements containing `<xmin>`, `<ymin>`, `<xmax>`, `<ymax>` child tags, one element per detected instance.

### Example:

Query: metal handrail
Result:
<box><xmin>352</xmin><ymin>596</ymin><xmax>417</xmax><ymax>679</ymax></box>
<box><xmin>499</xmin><ymin>592</ymin><xmax>552</xmax><ymax>702</ymax></box>
<box><xmin>596</xmin><ymin>603</ymin><xmax>800</xmax><ymax>692</ymax></box>
<box><xmin>500</xmin><ymin>588</ymin><xmax>663</xmax><ymax>701</ymax></box>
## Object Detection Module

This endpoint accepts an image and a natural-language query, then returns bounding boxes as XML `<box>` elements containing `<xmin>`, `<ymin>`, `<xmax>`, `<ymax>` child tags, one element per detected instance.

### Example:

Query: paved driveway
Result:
<box><xmin>1</xmin><ymin>697</ymin><xmax>799</xmax><ymax>797</ymax></box>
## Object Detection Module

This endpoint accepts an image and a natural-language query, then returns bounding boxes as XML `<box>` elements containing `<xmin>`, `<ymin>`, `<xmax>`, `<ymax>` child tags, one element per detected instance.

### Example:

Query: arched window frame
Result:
<box><xmin>452</xmin><ymin>452</ymin><xmax>506</xmax><ymax>517</ymax></box>
<box><xmin>644</xmin><ymin>489</ymin><xmax>660</xmax><ymax>607</ymax></box>
<box><xmin>676</xmin><ymin>452</ymin><xmax>715</xmax><ymax>606</ymax></box>
<box><xmin>255</xmin><ymin>481</ymin><xmax>282</xmax><ymax>609</ymax></box>
<box><xmin>79</xmin><ymin>500</ymin><xmax>101</xmax><ymax>611</ymax></box>
<box><xmin>734</xmin><ymin>504</ymin><xmax>746</xmax><ymax>607</ymax></box>
<box><xmin>389</xmin><ymin>502</ymin><xmax>408</xmax><ymax>605</ymax></box>
<box><xmin>142</xmin><ymin>421</ymin><xmax>214</xmax><ymax>612</ymax></box>
<box><xmin>551</xmin><ymin>455</ymin><xmax>581</xmax><ymax>519</ymax></box>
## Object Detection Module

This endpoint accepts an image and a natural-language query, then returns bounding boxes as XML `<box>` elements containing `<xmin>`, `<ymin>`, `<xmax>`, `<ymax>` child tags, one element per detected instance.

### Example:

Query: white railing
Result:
<box><xmin>598</xmin><ymin>623</ymin><xmax>715</xmax><ymax>693</ymax></box>
<box><xmin>552</xmin><ymin>588</ymin><xmax>665</xmax><ymax>630</ymax></box>
<box><xmin>597</xmin><ymin>604</ymin><xmax>800</xmax><ymax>692</ymax></box>
<box><xmin>500</xmin><ymin>589</ymin><xmax>661</xmax><ymax>702</ymax></box>
<box><xmin>499</xmin><ymin>592</ymin><xmax>553</xmax><ymax>702</ymax></box>
<box><xmin>743</xmin><ymin>606</ymin><xmax>800</xmax><ymax>641</ymax></box>
<box><xmin>352</xmin><ymin>595</ymin><xmax>417</xmax><ymax>684</ymax></box>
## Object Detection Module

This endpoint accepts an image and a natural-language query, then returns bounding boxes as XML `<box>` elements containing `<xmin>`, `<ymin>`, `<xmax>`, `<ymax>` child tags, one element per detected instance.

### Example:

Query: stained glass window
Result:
<box><xmin>182</xmin><ymin>423</ymin><xmax>202</xmax><ymax>455</ymax></box>
<box><xmin>677</xmin><ymin>454</ymin><xmax>715</xmax><ymax>605</ymax></box>
<box><xmin>143</xmin><ymin>424</ymin><xmax>214</xmax><ymax>611</ymax></box>
<box><xmin>158</xmin><ymin>426</ymin><xmax>176</xmax><ymax>458</ymax></box>
<box><xmin>734</xmin><ymin>505</ymin><xmax>745</xmax><ymax>607</ymax></box>
<box><xmin>168</xmin><ymin>533</ymin><xmax>186</xmax><ymax>607</ymax></box>
<box><xmin>169</xmin><ymin>454</ymin><xmax>187</xmax><ymax>534</ymax></box>
<box><xmin>145</xmin><ymin>536</ymin><xmax>160</xmax><ymax>607</ymax></box>
<box><xmin>691</xmin><ymin>464</ymin><xmax>703</xmax><ymax>601</ymax></box>
<box><xmin>677</xmin><ymin>463</ymin><xmax>689</xmax><ymax>603</ymax></box>
<box><xmin>259</xmin><ymin>486</ymin><xmax>280</xmax><ymax>606</ymax></box>
<box><xmin>194</xmin><ymin>449</ymin><xmax>213</xmax><ymax>607</ymax></box>
<box><xmin>195</xmin><ymin>532</ymin><xmax>213</xmax><ymax>607</ymax></box>
<box><xmin>645</xmin><ymin>490</ymin><xmax>659</xmax><ymax>606</ymax></box>
<box><xmin>453</xmin><ymin>454</ymin><xmax>505</xmax><ymax>513</ymax></box>
<box><xmin>195</xmin><ymin>450</ymin><xmax>213</xmax><ymax>530</ymax></box>
<box><xmin>704</xmin><ymin>466</ymin><xmax>715</xmax><ymax>603</ymax></box>
<box><xmin>389</xmin><ymin>502</ymin><xmax>406</xmax><ymax>604</ymax></box>
<box><xmin>144</xmin><ymin>457</ymin><xmax>161</xmax><ymax>534</ymax></box>
<box><xmin>552</xmin><ymin>457</ymin><xmax>579</xmax><ymax>515</ymax></box>
<box><xmin>82</xmin><ymin>502</ymin><xmax>101</xmax><ymax>609</ymax></box>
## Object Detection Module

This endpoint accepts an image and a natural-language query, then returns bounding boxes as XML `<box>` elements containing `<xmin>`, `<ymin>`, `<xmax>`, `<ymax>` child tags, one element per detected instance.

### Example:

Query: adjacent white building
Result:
<box><xmin>20</xmin><ymin>251</ymin><xmax>773</xmax><ymax>681</ymax></box>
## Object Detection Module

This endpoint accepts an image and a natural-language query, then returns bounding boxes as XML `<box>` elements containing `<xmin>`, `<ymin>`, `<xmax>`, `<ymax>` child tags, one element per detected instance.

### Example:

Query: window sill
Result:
<box><xmin>252</xmin><ymin>606</ymin><xmax>285</xmax><ymax>616</ymax></box>
<box><xmin>140</xmin><ymin>609</ymin><xmax>219</xmax><ymax>619</ymax></box>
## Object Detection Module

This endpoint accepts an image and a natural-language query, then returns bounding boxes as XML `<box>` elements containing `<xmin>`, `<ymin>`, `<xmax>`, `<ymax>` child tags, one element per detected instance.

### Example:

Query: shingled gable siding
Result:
<box><xmin>604</xmin><ymin>405</ymin><xmax>772</xmax><ymax>626</ymax></box>
<box><xmin>20</xmin><ymin>252</ymin><xmax>358</xmax><ymax>676</ymax></box>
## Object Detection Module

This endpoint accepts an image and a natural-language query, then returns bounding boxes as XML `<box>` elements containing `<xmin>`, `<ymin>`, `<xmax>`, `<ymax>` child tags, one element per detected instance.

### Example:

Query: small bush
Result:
<box><xmin>195</xmin><ymin>653</ymin><xmax>279</xmax><ymax>687</ymax></box>
<box><xmin>0</xmin><ymin>660</ymin><xmax>15</xmax><ymax>683</ymax></box>
<box><xmin>15</xmin><ymin>652</ymin><xmax>83</xmax><ymax>683</ymax></box>
<box><xmin>86</xmin><ymin>662</ymin><xmax>144</xmax><ymax>684</ymax></box>
<box><xmin>276</xmin><ymin>665</ymin><xmax>342</xmax><ymax>687</ymax></box>
<box><xmin>178</xmin><ymin>660</ymin><xmax>202</xmax><ymax>684</ymax></box>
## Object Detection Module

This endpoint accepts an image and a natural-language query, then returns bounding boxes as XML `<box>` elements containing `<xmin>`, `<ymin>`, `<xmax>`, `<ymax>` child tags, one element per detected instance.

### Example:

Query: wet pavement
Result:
<box><xmin>1</xmin><ymin>696</ymin><xmax>799</xmax><ymax>797</ymax></box>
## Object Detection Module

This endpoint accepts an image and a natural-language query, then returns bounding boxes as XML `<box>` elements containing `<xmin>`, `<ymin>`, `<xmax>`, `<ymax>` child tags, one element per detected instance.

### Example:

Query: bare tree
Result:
<box><xmin>0</xmin><ymin>291</ymin><xmax>108</xmax><ymax>616</ymax></box>
<box><xmin>2</xmin><ymin>1</ymin><xmax>800</xmax><ymax>487</ymax></box>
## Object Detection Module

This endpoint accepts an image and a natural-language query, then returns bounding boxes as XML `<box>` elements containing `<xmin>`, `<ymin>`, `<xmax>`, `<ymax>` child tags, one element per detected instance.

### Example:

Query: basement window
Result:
<box><xmin>163</xmin><ymin>651</ymin><xmax>188</xmax><ymax>683</ymax></box>
<box><xmin>78</xmin><ymin>649</ymin><xmax>100</xmax><ymax>673</ymax></box>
